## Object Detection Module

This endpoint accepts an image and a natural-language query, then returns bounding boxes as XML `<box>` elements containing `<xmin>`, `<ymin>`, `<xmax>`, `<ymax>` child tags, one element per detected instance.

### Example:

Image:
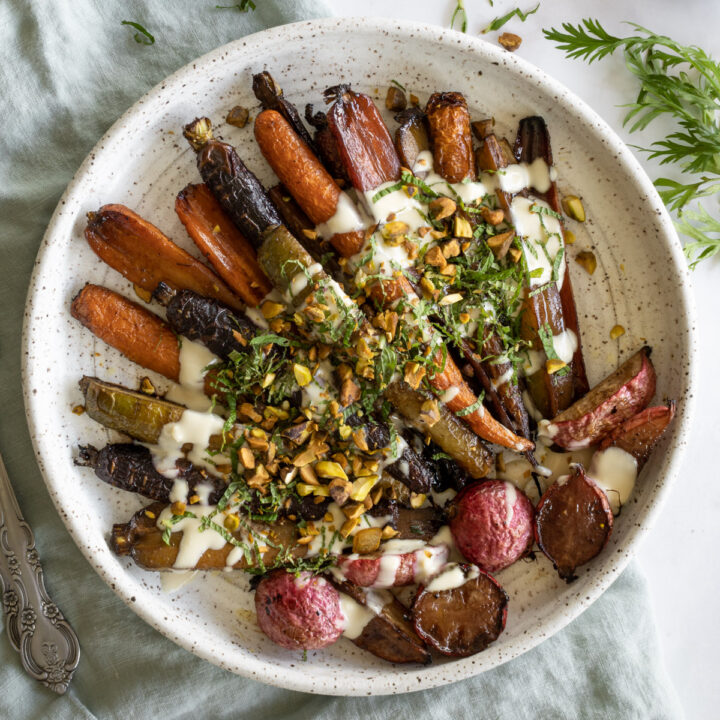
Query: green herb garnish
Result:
<box><xmin>456</xmin><ymin>391</ymin><xmax>486</xmax><ymax>417</ymax></box>
<box><xmin>121</xmin><ymin>20</ymin><xmax>155</xmax><ymax>45</ymax></box>
<box><xmin>216</xmin><ymin>1</ymin><xmax>256</xmax><ymax>11</ymax></box>
<box><xmin>161</xmin><ymin>511</ymin><xmax>196</xmax><ymax>545</ymax></box>
<box><xmin>482</xmin><ymin>4</ymin><xmax>540</xmax><ymax>34</ymax></box>
<box><xmin>451</xmin><ymin>0</ymin><xmax>468</xmax><ymax>33</ymax></box>
<box><xmin>544</xmin><ymin>19</ymin><xmax>720</xmax><ymax>267</ymax></box>
<box><xmin>537</xmin><ymin>323</ymin><xmax>570</xmax><ymax>377</ymax></box>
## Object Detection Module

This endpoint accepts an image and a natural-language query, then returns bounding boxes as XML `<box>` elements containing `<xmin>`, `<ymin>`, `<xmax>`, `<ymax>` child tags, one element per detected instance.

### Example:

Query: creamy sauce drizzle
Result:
<box><xmin>510</xmin><ymin>196</ymin><xmax>566</xmax><ymax>289</ymax></box>
<box><xmin>150</xmin><ymin>410</ymin><xmax>230</xmax><ymax>477</ymax></box>
<box><xmin>164</xmin><ymin>338</ymin><xmax>221</xmax><ymax>412</ymax></box>
<box><xmin>589</xmin><ymin>446</ymin><xmax>638</xmax><ymax>514</ymax></box>
<box><xmin>315</xmin><ymin>192</ymin><xmax>367</xmax><ymax>238</ymax></box>
<box><xmin>425</xmin><ymin>562</ymin><xmax>480</xmax><ymax>593</ymax></box>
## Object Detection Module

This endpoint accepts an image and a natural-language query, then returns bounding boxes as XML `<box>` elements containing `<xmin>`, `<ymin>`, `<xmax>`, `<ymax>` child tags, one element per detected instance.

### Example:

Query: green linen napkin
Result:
<box><xmin>0</xmin><ymin>1</ymin><xmax>683</xmax><ymax>717</ymax></box>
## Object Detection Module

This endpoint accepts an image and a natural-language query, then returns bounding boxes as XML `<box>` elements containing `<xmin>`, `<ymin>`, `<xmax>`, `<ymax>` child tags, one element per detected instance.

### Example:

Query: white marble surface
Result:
<box><xmin>329</xmin><ymin>0</ymin><xmax>720</xmax><ymax>716</ymax></box>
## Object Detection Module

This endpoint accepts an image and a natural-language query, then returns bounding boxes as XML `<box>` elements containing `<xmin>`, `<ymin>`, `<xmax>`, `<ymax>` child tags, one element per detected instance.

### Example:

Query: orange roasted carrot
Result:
<box><xmin>428</xmin><ymin>349</ymin><xmax>533</xmax><ymax>452</ymax></box>
<box><xmin>70</xmin><ymin>284</ymin><xmax>180</xmax><ymax>381</ymax></box>
<box><xmin>254</xmin><ymin>109</ymin><xmax>365</xmax><ymax>257</ymax></box>
<box><xmin>425</xmin><ymin>92</ymin><xmax>475</xmax><ymax>183</ymax></box>
<box><xmin>84</xmin><ymin>204</ymin><xmax>244</xmax><ymax>312</ymax></box>
<box><xmin>175</xmin><ymin>184</ymin><xmax>272</xmax><ymax>307</ymax></box>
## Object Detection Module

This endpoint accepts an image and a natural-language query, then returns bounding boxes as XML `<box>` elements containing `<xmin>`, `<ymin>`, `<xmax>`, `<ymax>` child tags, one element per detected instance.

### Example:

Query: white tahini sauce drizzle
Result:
<box><xmin>338</xmin><ymin>590</ymin><xmax>393</xmax><ymax>639</ymax></box>
<box><xmin>589</xmin><ymin>446</ymin><xmax>639</xmax><ymax>515</ymax></box>
<box><xmin>522</xmin><ymin>349</ymin><xmax>545</xmax><ymax>377</ymax></box>
<box><xmin>425</xmin><ymin>562</ymin><xmax>480</xmax><ymax>593</ymax></box>
<box><xmin>151</xmin><ymin>410</ymin><xmax>230</xmax><ymax>477</ymax></box>
<box><xmin>503</xmin><ymin>481</ymin><xmax>517</xmax><ymax>526</ymax></box>
<box><xmin>169</xmin><ymin>478</ymin><xmax>190</xmax><ymax>504</ymax></box>
<box><xmin>373</xmin><ymin>554</ymin><xmax>402</xmax><ymax>588</ymax></box>
<box><xmin>493</xmin><ymin>158</ymin><xmax>556</xmax><ymax>195</ymax></box>
<box><xmin>491</xmin><ymin>366</ymin><xmax>514</xmax><ymax>390</ymax></box>
<box><xmin>156</xmin><ymin>504</ymin><xmax>229</xmax><ymax>569</ymax></box>
<box><xmin>315</xmin><ymin>192</ymin><xmax>367</xmax><ymax>238</ymax></box>
<box><xmin>552</xmin><ymin>329</ymin><xmax>578</xmax><ymax>365</ymax></box>
<box><xmin>160</xmin><ymin>571</ymin><xmax>196</xmax><ymax>593</ymax></box>
<box><xmin>510</xmin><ymin>196</ymin><xmax>566</xmax><ymax>289</ymax></box>
<box><xmin>363</xmin><ymin>182</ymin><xmax>425</xmax><ymax>232</ymax></box>
<box><xmin>413</xmin><ymin>150</ymin><xmax>488</xmax><ymax>205</ymax></box>
<box><xmin>441</xmin><ymin>385</ymin><xmax>461</xmax><ymax>404</ymax></box>
<box><xmin>165</xmin><ymin>337</ymin><xmax>221</xmax><ymax>412</ymax></box>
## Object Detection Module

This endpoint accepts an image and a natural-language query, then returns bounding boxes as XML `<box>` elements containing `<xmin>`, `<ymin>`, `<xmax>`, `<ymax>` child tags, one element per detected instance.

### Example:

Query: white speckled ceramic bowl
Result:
<box><xmin>22</xmin><ymin>18</ymin><xmax>696</xmax><ymax>695</ymax></box>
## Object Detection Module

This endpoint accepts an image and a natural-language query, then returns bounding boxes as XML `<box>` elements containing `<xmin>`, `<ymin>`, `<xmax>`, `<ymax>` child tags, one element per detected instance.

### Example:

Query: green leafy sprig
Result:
<box><xmin>544</xmin><ymin>19</ymin><xmax>720</xmax><ymax>267</ymax></box>
<box><xmin>121</xmin><ymin>20</ymin><xmax>155</xmax><ymax>45</ymax></box>
<box><xmin>482</xmin><ymin>4</ymin><xmax>540</xmax><ymax>34</ymax></box>
<box><xmin>451</xmin><ymin>0</ymin><xmax>468</xmax><ymax>33</ymax></box>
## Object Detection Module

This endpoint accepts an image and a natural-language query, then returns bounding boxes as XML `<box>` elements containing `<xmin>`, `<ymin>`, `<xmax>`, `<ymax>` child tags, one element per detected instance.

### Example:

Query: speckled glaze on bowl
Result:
<box><xmin>21</xmin><ymin>18</ymin><xmax>696</xmax><ymax>696</ymax></box>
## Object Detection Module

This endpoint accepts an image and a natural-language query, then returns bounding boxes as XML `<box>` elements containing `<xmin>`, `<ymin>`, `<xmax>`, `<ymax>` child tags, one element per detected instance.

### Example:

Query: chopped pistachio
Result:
<box><xmin>381</xmin><ymin>525</ymin><xmax>399</xmax><ymax>540</ymax></box>
<box><xmin>239</xmin><ymin>446</ymin><xmax>255</xmax><ymax>470</ymax></box>
<box><xmin>453</xmin><ymin>215</ymin><xmax>473</xmax><ymax>238</ymax></box>
<box><xmin>498</xmin><ymin>32</ymin><xmax>522</xmax><ymax>52</ymax></box>
<box><xmin>350</xmin><ymin>476</ymin><xmax>378</xmax><ymax>503</ymax></box>
<box><xmin>562</xmin><ymin>195</ymin><xmax>586</xmax><ymax>222</ymax></box>
<box><xmin>352</xmin><ymin>527</ymin><xmax>382</xmax><ymax>554</ymax></box>
<box><xmin>293</xmin><ymin>363</ymin><xmax>313</xmax><ymax>387</ymax></box>
<box><xmin>546</xmin><ymin>358</ymin><xmax>568</xmax><ymax>374</ymax></box>
<box><xmin>439</xmin><ymin>293</ymin><xmax>463</xmax><ymax>306</ymax></box>
<box><xmin>575</xmin><ymin>250</ymin><xmax>597</xmax><ymax>275</ymax></box>
<box><xmin>340</xmin><ymin>517</ymin><xmax>360</xmax><ymax>539</ymax></box>
<box><xmin>224</xmin><ymin>514</ymin><xmax>241</xmax><ymax>532</ymax></box>
<box><xmin>428</xmin><ymin>196</ymin><xmax>456</xmax><ymax>221</ymax></box>
<box><xmin>314</xmin><ymin>461</ymin><xmax>349</xmax><ymax>481</ymax></box>
<box><xmin>409</xmin><ymin>492</ymin><xmax>427</xmax><ymax>509</ymax></box>
<box><xmin>480</xmin><ymin>206</ymin><xmax>505</xmax><ymax>225</ymax></box>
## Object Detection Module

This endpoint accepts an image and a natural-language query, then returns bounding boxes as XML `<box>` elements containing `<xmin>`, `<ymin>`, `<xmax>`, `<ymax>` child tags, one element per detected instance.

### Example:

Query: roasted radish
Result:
<box><xmin>541</xmin><ymin>347</ymin><xmax>656</xmax><ymax>450</ymax></box>
<box><xmin>535</xmin><ymin>465</ymin><xmax>614</xmax><ymax>581</ymax></box>
<box><xmin>412</xmin><ymin>563</ymin><xmax>508</xmax><ymax>657</ymax></box>
<box><xmin>255</xmin><ymin>570</ymin><xmax>344</xmax><ymax>650</ymax></box>
<box><xmin>449</xmin><ymin>480</ymin><xmax>535</xmax><ymax>573</ymax></box>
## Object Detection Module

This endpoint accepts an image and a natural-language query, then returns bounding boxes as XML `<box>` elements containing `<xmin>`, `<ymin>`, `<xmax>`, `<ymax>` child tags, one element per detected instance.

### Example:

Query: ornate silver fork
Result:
<box><xmin>0</xmin><ymin>452</ymin><xmax>80</xmax><ymax>693</ymax></box>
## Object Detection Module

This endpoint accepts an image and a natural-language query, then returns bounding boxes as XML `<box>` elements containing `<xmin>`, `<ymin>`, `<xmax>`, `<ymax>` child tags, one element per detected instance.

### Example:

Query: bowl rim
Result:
<box><xmin>21</xmin><ymin>16</ymin><xmax>697</xmax><ymax>696</ymax></box>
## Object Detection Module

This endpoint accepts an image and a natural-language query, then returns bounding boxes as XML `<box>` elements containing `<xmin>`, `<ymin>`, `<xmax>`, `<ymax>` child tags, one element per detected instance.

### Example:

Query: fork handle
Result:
<box><xmin>0</xmin><ymin>454</ymin><xmax>80</xmax><ymax>693</ymax></box>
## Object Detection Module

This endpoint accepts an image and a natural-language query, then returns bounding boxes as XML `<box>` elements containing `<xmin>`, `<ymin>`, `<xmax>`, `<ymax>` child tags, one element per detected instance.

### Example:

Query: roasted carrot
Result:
<box><xmin>425</xmin><ymin>92</ymin><xmax>475</xmax><ymax>183</ymax></box>
<box><xmin>84</xmin><ymin>204</ymin><xmax>244</xmax><ymax>312</ymax></box>
<box><xmin>252</xmin><ymin>71</ymin><xmax>318</xmax><ymax>156</ymax></box>
<box><xmin>520</xmin><ymin>283</ymin><xmax>575</xmax><ymax>418</ymax></box>
<box><xmin>394</xmin><ymin>106</ymin><xmax>430</xmax><ymax>170</ymax></box>
<box><xmin>267</xmin><ymin>184</ymin><xmax>341</xmax><ymax>266</ymax></box>
<box><xmin>514</xmin><ymin>116</ymin><xmax>589</xmax><ymax>397</ymax></box>
<box><xmin>175</xmin><ymin>183</ymin><xmax>272</xmax><ymax>306</ymax></box>
<box><xmin>112</xmin><ymin>502</ymin><xmax>302</xmax><ymax>570</ymax></box>
<box><xmin>254</xmin><ymin>109</ymin><xmax>366</xmax><ymax>257</ymax></box>
<box><xmin>326</xmin><ymin>85</ymin><xmax>401</xmax><ymax>191</ymax></box>
<box><xmin>427</xmin><ymin>348</ymin><xmax>533</xmax><ymax>452</ymax></box>
<box><xmin>325</xmin><ymin>89</ymin><xmax>532</xmax><ymax>452</ymax></box>
<box><xmin>184</xmin><ymin>117</ymin><xmax>283</xmax><ymax>245</ymax></box>
<box><xmin>305</xmin><ymin>104</ymin><xmax>351</xmax><ymax>183</ymax></box>
<box><xmin>477</xmin><ymin>130</ymin><xmax>579</xmax><ymax>416</ymax></box>
<box><xmin>70</xmin><ymin>284</ymin><xmax>180</xmax><ymax>381</ymax></box>
<box><xmin>425</xmin><ymin>107</ymin><xmax>530</xmax><ymax>440</ymax></box>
